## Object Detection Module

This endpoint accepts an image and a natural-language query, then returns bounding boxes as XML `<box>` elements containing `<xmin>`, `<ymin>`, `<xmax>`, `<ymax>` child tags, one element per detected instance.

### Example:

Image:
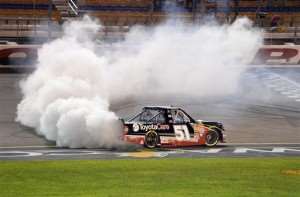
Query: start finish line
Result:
<box><xmin>0</xmin><ymin>147</ymin><xmax>300</xmax><ymax>159</ymax></box>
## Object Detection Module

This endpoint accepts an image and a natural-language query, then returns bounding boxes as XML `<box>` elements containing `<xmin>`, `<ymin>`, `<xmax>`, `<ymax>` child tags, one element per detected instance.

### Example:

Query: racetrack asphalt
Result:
<box><xmin>0</xmin><ymin>144</ymin><xmax>300</xmax><ymax>160</ymax></box>
<box><xmin>0</xmin><ymin>68</ymin><xmax>299</xmax><ymax>160</ymax></box>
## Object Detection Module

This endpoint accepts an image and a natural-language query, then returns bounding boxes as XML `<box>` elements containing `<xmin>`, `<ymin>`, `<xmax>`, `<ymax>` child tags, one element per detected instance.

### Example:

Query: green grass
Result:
<box><xmin>0</xmin><ymin>158</ymin><xmax>299</xmax><ymax>197</ymax></box>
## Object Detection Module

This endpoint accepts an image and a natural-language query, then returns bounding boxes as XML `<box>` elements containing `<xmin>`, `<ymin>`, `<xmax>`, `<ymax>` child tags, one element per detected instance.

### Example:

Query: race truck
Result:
<box><xmin>122</xmin><ymin>106</ymin><xmax>225</xmax><ymax>148</ymax></box>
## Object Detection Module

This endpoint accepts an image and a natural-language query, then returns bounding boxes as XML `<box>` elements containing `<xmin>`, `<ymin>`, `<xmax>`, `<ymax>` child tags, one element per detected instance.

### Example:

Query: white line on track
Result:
<box><xmin>254</xmin><ymin>69</ymin><xmax>300</xmax><ymax>102</ymax></box>
<box><xmin>0</xmin><ymin>145</ymin><xmax>56</xmax><ymax>149</ymax></box>
<box><xmin>220</xmin><ymin>142</ymin><xmax>300</xmax><ymax>145</ymax></box>
<box><xmin>251</xmin><ymin>65</ymin><xmax>300</xmax><ymax>68</ymax></box>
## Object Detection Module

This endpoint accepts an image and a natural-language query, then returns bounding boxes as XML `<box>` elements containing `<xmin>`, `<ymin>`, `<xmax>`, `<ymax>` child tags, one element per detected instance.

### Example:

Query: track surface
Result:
<box><xmin>0</xmin><ymin>144</ymin><xmax>300</xmax><ymax>160</ymax></box>
<box><xmin>0</xmin><ymin>68</ymin><xmax>299</xmax><ymax>160</ymax></box>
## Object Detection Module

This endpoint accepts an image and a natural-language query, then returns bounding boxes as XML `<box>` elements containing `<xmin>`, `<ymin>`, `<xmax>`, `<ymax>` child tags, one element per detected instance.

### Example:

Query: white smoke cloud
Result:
<box><xmin>16</xmin><ymin>16</ymin><xmax>262</xmax><ymax>148</ymax></box>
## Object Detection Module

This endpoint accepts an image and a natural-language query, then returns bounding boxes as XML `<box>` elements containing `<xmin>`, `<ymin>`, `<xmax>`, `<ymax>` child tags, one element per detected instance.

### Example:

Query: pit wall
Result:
<box><xmin>1</xmin><ymin>44</ymin><xmax>300</xmax><ymax>66</ymax></box>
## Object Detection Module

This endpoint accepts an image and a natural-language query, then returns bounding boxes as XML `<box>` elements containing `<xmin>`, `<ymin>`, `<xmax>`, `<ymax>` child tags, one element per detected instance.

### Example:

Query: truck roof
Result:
<box><xmin>143</xmin><ymin>106</ymin><xmax>181</xmax><ymax>110</ymax></box>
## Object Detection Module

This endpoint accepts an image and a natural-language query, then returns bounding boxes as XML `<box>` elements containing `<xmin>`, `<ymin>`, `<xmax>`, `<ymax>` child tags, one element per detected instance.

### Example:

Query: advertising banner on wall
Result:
<box><xmin>1</xmin><ymin>44</ymin><xmax>300</xmax><ymax>66</ymax></box>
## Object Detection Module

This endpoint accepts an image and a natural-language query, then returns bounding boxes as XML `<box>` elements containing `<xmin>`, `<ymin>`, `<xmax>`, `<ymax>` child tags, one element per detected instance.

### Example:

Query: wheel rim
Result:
<box><xmin>145</xmin><ymin>131</ymin><xmax>158</xmax><ymax>148</ymax></box>
<box><xmin>205</xmin><ymin>130</ymin><xmax>219</xmax><ymax>146</ymax></box>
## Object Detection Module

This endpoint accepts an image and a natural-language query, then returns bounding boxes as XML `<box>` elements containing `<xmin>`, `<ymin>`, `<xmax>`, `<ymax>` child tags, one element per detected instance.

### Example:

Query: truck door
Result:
<box><xmin>171</xmin><ymin>110</ymin><xmax>194</xmax><ymax>141</ymax></box>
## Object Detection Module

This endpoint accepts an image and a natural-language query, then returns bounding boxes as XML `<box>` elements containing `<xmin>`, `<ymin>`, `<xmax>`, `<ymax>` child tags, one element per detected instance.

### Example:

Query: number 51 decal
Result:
<box><xmin>174</xmin><ymin>125</ymin><xmax>190</xmax><ymax>141</ymax></box>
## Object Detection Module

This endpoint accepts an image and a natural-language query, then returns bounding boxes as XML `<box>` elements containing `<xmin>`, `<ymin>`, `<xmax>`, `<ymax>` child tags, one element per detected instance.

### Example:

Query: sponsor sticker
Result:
<box><xmin>138</xmin><ymin>124</ymin><xmax>170</xmax><ymax>131</ymax></box>
<box><xmin>132</xmin><ymin>123</ymin><xmax>140</xmax><ymax>132</ymax></box>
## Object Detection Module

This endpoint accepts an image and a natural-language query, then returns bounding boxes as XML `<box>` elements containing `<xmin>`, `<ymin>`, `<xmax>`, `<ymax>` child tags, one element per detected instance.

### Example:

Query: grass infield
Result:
<box><xmin>0</xmin><ymin>158</ymin><xmax>299</xmax><ymax>197</ymax></box>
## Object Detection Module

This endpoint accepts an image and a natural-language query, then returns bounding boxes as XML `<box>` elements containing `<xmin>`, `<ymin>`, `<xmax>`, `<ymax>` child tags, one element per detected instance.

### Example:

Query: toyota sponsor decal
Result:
<box><xmin>132</xmin><ymin>123</ymin><xmax>170</xmax><ymax>132</ymax></box>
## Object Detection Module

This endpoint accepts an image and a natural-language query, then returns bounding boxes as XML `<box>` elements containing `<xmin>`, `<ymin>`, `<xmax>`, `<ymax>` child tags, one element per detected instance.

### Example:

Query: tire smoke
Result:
<box><xmin>16</xmin><ymin>16</ymin><xmax>262</xmax><ymax>148</ymax></box>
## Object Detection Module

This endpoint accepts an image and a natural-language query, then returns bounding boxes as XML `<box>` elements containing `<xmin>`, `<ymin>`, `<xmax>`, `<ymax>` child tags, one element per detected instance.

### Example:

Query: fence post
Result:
<box><xmin>48</xmin><ymin>0</ymin><xmax>53</xmax><ymax>40</ymax></box>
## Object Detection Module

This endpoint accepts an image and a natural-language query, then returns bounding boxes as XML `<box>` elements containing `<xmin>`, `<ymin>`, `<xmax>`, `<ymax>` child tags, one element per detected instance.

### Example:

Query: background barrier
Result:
<box><xmin>1</xmin><ymin>44</ymin><xmax>300</xmax><ymax>66</ymax></box>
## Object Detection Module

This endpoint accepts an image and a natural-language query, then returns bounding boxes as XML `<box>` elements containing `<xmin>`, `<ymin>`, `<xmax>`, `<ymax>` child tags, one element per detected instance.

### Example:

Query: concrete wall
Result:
<box><xmin>1</xmin><ymin>44</ymin><xmax>300</xmax><ymax>66</ymax></box>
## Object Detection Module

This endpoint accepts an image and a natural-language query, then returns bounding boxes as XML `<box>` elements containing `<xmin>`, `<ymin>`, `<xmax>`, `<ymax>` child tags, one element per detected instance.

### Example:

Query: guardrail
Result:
<box><xmin>262</xmin><ymin>26</ymin><xmax>300</xmax><ymax>44</ymax></box>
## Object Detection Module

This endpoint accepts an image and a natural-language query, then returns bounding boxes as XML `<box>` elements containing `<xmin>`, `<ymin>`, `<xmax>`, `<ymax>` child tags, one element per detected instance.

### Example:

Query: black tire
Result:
<box><xmin>144</xmin><ymin>130</ymin><xmax>159</xmax><ymax>149</ymax></box>
<box><xmin>205</xmin><ymin>129</ymin><xmax>220</xmax><ymax>147</ymax></box>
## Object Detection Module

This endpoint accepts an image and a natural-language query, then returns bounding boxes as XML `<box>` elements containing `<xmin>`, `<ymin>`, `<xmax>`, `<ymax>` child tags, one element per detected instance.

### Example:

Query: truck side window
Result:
<box><xmin>172</xmin><ymin>110</ymin><xmax>190</xmax><ymax>124</ymax></box>
<box><xmin>155</xmin><ymin>113</ymin><xmax>166</xmax><ymax>124</ymax></box>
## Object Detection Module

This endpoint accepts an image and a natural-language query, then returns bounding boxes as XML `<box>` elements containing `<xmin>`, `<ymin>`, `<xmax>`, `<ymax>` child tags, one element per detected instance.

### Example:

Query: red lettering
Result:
<box><xmin>252</xmin><ymin>48</ymin><xmax>299</xmax><ymax>64</ymax></box>
<box><xmin>0</xmin><ymin>48</ymin><xmax>37</xmax><ymax>60</ymax></box>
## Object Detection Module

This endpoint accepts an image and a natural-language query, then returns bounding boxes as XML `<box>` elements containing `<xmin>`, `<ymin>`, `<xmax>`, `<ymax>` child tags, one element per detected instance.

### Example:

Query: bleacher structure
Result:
<box><xmin>0</xmin><ymin>0</ymin><xmax>300</xmax><ymax>43</ymax></box>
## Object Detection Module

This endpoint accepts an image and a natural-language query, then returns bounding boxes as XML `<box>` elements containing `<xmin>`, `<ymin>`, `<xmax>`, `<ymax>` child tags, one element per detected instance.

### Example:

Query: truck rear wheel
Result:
<box><xmin>205</xmin><ymin>129</ymin><xmax>219</xmax><ymax>147</ymax></box>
